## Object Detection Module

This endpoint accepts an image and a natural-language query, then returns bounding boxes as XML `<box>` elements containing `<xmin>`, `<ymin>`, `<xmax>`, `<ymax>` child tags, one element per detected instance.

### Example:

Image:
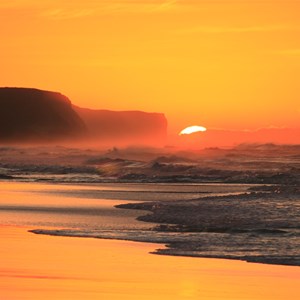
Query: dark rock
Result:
<box><xmin>0</xmin><ymin>87</ymin><xmax>86</xmax><ymax>143</ymax></box>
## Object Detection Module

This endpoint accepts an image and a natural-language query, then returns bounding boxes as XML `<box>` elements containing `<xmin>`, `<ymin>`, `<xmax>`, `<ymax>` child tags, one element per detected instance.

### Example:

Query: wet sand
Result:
<box><xmin>1</xmin><ymin>226</ymin><xmax>299</xmax><ymax>300</ymax></box>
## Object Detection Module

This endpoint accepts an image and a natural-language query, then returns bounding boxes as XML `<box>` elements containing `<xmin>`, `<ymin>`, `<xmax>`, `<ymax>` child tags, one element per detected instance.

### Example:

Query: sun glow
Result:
<box><xmin>179</xmin><ymin>126</ymin><xmax>207</xmax><ymax>135</ymax></box>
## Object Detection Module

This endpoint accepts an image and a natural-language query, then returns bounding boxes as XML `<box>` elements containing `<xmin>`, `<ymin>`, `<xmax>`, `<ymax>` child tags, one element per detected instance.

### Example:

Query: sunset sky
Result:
<box><xmin>1</xmin><ymin>0</ymin><xmax>300</xmax><ymax>134</ymax></box>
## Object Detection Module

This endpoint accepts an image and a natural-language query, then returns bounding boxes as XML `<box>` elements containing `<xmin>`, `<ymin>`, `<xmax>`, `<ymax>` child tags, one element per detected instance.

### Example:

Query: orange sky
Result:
<box><xmin>1</xmin><ymin>0</ymin><xmax>300</xmax><ymax>134</ymax></box>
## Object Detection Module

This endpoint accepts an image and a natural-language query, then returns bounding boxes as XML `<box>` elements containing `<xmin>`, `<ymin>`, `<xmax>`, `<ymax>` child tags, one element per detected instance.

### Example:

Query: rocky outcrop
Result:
<box><xmin>0</xmin><ymin>88</ymin><xmax>86</xmax><ymax>143</ymax></box>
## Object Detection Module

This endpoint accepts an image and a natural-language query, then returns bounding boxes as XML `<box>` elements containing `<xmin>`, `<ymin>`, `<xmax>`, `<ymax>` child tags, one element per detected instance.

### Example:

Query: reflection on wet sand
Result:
<box><xmin>1</xmin><ymin>226</ymin><xmax>300</xmax><ymax>300</ymax></box>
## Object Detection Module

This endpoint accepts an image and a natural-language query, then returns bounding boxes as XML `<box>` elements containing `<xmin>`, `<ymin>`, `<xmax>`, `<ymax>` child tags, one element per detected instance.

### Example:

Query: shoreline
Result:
<box><xmin>115</xmin><ymin>185</ymin><xmax>300</xmax><ymax>266</ymax></box>
<box><xmin>2</xmin><ymin>225</ymin><xmax>300</xmax><ymax>299</ymax></box>
<box><xmin>1</xmin><ymin>180</ymin><xmax>299</xmax><ymax>267</ymax></box>
<box><xmin>27</xmin><ymin>184</ymin><xmax>300</xmax><ymax>267</ymax></box>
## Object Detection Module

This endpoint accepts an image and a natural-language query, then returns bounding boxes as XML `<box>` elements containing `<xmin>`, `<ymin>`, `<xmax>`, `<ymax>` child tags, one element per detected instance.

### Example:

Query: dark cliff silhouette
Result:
<box><xmin>74</xmin><ymin>106</ymin><xmax>168</xmax><ymax>146</ymax></box>
<box><xmin>0</xmin><ymin>88</ymin><xmax>86</xmax><ymax>143</ymax></box>
<box><xmin>0</xmin><ymin>88</ymin><xmax>168</xmax><ymax>146</ymax></box>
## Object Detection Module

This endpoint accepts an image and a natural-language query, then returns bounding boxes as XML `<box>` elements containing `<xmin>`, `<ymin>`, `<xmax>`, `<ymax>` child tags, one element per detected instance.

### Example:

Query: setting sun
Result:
<box><xmin>0</xmin><ymin>2</ymin><xmax>299</xmax><ymax>299</ymax></box>
<box><xmin>179</xmin><ymin>126</ymin><xmax>207</xmax><ymax>135</ymax></box>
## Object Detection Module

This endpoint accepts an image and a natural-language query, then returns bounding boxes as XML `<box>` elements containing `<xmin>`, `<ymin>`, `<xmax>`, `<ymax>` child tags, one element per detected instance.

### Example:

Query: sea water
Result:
<box><xmin>1</xmin><ymin>181</ymin><xmax>299</xmax><ymax>266</ymax></box>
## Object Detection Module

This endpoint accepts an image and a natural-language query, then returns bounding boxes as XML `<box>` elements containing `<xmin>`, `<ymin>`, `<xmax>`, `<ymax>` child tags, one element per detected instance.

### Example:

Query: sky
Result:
<box><xmin>1</xmin><ymin>0</ymin><xmax>300</xmax><ymax>135</ymax></box>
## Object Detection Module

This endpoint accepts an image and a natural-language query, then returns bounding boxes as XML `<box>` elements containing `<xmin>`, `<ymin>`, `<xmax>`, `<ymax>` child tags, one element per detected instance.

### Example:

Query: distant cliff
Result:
<box><xmin>0</xmin><ymin>88</ymin><xmax>86</xmax><ymax>143</ymax></box>
<box><xmin>74</xmin><ymin>106</ymin><xmax>168</xmax><ymax>146</ymax></box>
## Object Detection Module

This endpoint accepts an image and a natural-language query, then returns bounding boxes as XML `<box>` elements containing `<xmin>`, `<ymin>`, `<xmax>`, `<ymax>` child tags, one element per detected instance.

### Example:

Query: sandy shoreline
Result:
<box><xmin>1</xmin><ymin>181</ymin><xmax>299</xmax><ymax>299</ymax></box>
<box><xmin>1</xmin><ymin>225</ymin><xmax>300</xmax><ymax>300</ymax></box>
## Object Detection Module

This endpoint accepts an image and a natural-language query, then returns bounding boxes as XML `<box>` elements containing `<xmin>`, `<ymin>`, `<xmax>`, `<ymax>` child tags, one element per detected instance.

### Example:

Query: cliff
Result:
<box><xmin>74</xmin><ymin>106</ymin><xmax>168</xmax><ymax>146</ymax></box>
<box><xmin>0</xmin><ymin>88</ymin><xmax>168</xmax><ymax>146</ymax></box>
<box><xmin>0</xmin><ymin>88</ymin><xmax>86</xmax><ymax>143</ymax></box>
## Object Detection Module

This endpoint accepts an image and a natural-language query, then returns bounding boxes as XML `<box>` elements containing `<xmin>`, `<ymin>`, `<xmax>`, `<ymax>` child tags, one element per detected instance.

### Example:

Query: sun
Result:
<box><xmin>179</xmin><ymin>125</ymin><xmax>207</xmax><ymax>135</ymax></box>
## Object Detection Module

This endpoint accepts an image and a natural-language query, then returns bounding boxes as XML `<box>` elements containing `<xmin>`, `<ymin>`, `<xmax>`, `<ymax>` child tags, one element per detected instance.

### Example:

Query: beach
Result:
<box><xmin>1</xmin><ymin>225</ymin><xmax>300</xmax><ymax>300</ymax></box>
<box><xmin>1</xmin><ymin>0</ymin><xmax>299</xmax><ymax>297</ymax></box>
<box><xmin>0</xmin><ymin>181</ymin><xmax>299</xmax><ymax>299</ymax></box>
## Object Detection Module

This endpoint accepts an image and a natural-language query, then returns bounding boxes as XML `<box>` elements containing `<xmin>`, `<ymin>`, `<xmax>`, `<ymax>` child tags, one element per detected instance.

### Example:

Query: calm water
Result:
<box><xmin>0</xmin><ymin>181</ymin><xmax>250</xmax><ymax>230</ymax></box>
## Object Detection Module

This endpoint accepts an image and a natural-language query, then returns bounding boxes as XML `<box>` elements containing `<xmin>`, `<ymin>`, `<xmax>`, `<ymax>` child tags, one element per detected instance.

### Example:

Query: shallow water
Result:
<box><xmin>1</xmin><ymin>181</ymin><xmax>299</xmax><ymax>266</ymax></box>
<box><xmin>0</xmin><ymin>181</ymin><xmax>299</xmax><ymax>299</ymax></box>
<box><xmin>0</xmin><ymin>182</ymin><xmax>150</xmax><ymax>230</ymax></box>
<box><xmin>0</xmin><ymin>181</ymin><xmax>251</xmax><ymax>229</ymax></box>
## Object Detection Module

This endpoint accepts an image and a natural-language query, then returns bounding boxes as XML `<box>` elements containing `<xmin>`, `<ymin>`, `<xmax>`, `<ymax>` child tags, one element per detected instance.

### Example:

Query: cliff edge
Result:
<box><xmin>0</xmin><ymin>88</ymin><xmax>86</xmax><ymax>143</ymax></box>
